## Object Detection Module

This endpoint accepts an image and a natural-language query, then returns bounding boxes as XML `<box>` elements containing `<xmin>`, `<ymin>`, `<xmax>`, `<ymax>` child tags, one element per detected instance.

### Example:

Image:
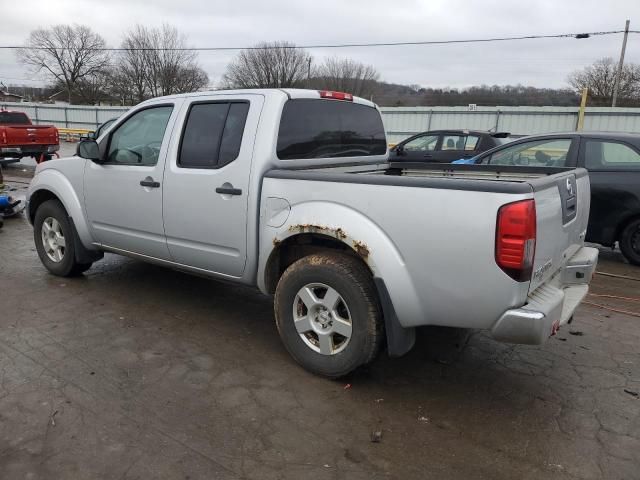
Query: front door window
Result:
<box><xmin>106</xmin><ymin>106</ymin><xmax>173</xmax><ymax>165</ymax></box>
<box><xmin>403</xmin><ymin>135</ymin><xmax>438</xmax><ymax>152</ymax></box>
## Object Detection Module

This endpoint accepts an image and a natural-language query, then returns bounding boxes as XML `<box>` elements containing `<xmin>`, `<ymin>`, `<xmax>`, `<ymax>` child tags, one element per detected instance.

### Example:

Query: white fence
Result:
<box><xmin>380</xmin><ymin>106</ymin><xmax>640</xmax><ymax>144</ymax></box>
<box><xmin>0</xmin><ymin>102</ymin><xmax>130</xmax><ymax>131</ymax></box>
<box><xmin>3</xmin><ymin>101</ymin><xmax>640</xmax><ymax>143</ymax></box>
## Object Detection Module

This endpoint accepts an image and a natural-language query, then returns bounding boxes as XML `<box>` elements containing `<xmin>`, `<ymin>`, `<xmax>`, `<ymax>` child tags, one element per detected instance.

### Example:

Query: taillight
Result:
<box><xmin>495</xmin><ymin>199</ymin><xmax>536</xmax><ymax>281</ymax></box>
<box><xmin>318</xmin><ymin>90</ymin><xmax>353</xmax><ymax>101</ymax></box>
<box><xmin>54</xmin><ymin>128</ymin><xmax>59</xmax><ymax>143</ymax></box>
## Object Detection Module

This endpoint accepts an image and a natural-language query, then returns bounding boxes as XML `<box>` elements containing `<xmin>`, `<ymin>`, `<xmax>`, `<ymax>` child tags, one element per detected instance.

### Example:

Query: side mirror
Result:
<box><xmin>394</xmin><ymin>145</ymin><xmax>404</xmax><ymax>155</ymax></box>
<box><xmin>77</xmin><ymin>139</ymin><xmax>102</xmax><ymax>162</ymax></box>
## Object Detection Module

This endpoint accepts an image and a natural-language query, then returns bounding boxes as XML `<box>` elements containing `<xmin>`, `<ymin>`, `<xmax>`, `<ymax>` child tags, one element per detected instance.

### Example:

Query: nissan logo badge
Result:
<box><xmin>566</xmin><ymin>178</ymin><xmax>574</xmax><ymax>196</ymax></box>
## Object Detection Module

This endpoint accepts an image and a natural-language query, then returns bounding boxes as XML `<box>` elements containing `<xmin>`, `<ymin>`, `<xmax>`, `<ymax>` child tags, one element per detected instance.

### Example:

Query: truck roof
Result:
<box><xmin>522</xmin><ymin>131</ymin><xmax>640</xmax><ymax>141</ymax></box>
<box><xmin>509</xmin><ymin>131</ymin><xmax>640</xmax><ymax>150</ymax></box>
<box><xmin>140</xmin><ymin>88</ymin><xmax>377</xmax><ymax>108</ymax></box>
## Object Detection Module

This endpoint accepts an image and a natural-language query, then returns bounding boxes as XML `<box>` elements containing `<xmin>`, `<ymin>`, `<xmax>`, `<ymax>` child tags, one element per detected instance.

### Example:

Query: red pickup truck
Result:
<box><xmin>0</xmin><ymin>110</ymin><xmax>59</xmax><ymax>163</ymax></box>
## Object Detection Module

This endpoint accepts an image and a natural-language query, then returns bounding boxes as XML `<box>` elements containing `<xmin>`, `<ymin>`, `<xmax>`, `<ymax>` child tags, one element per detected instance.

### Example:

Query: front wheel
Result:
<box><xmin>274</xmin><ymin>252</ymin><xmax>383</xmax><ymax>378</ymax></box>
<box><xmin>619</xmin><ymin>218</ymin><xmax>640</xmax><ymax>266</ymax></box>
<box><xmin>34</xmin><ymin>199</ymin><xmax>93</xmax><ymax>276</ymax></box>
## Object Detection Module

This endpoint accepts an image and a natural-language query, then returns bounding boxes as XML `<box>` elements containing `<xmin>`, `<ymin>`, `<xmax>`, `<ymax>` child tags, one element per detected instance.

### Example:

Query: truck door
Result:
<box><xmin>579</xmin><ymin>137</ymin><xmax>640</xmax><ymax>245</ymax></box>
<box><xmin>84</xmin><ymin>103</ymin><xmax>179</xmax><ymax>259</ymax></box>
<box><xmin>162</xmin><ymin>95</ymin><xmax>263</xmax><ymax>277</ymax></box>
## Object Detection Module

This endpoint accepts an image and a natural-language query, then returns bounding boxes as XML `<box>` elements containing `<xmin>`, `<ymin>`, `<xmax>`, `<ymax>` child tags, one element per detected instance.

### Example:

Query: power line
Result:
<box><xmin>0</xmin><ymin>30</ymin><xmax>637</xmax><ymax>52</ymax></box>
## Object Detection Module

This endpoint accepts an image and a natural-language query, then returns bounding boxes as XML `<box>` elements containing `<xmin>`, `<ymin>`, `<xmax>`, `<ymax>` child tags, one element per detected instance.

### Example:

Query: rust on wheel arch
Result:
<box><xmin>276</xmin><ymin>224</ymin><xmax>371</xmax><ymax>262</ymax></box>
<box><xmin>287</xmin><ymin>224</ymin><xmax>348</xmax><ymax>240</ymax></box>
<box><xmin>352</xmin><ymin>240</ymin><xmax>370</xmax><ymax>259</ymax></box>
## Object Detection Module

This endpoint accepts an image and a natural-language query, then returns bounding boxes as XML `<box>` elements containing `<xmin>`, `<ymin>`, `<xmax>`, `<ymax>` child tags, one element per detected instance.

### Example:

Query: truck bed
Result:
<box><xmin>265</xmin><ymin>162</ymin><xmax>582</xmax><ymax>195</ymax></box>
<box><xmin>263</xmin><ymin>161</ymin><xmax>590</xmax><ymax>331</ymax></box>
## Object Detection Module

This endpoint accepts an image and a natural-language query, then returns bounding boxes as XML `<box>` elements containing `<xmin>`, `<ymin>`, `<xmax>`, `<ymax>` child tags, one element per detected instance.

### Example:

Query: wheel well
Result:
<box><xmin>616</xmin><ymin>213</ymin><xmax>640</xmax><ymax>242</ymax></box>
<box><xmin>264</xmin><ymin>233</ymin><xmax>371</xmax><ymax>294</ymax></box>
<box><xmin>29</xmin><ymin>190</ymin><xmax>61</xmax><ymax>223</ymax></box>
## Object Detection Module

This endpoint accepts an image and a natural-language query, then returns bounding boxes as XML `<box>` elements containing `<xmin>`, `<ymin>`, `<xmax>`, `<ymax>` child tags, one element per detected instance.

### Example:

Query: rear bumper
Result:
<box><xmin>491</xmin><ymin>246</ymin><xmax>598</xmax><ymax>344</ymax></box>
<box><xmin>1</xmin><ymin>147</ymin><xmax>22</xmax><ymax>155</ymax></box>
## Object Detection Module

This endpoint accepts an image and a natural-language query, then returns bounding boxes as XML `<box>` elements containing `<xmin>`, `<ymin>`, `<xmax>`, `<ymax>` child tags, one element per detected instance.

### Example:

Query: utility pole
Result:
<box><xmin>577</xmin><ymin>88</ymin><xmax>588</xmax><ymax>130</ymax></box>
<box><xmin>612</xmin><ymin>19</ymin><xmax>630</xmax><ymax>107</ymax></box>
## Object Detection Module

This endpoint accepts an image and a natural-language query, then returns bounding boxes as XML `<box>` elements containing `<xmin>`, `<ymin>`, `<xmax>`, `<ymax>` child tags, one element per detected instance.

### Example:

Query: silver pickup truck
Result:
<box><xmin>26</xmin><ymin>89</ymin><xmax>598</xmax><ymax>377</ymax></box>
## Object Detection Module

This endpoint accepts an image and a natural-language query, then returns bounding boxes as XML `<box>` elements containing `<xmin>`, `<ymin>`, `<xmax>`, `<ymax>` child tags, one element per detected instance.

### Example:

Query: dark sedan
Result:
<box><xmin>390</xmin><ymin>129</ymin><xmax>510</xmax><ymax>163</ymax></box>
<box><xmin>469</xmin><ymin>132</ymin><xmax>640</xmax><ymax>265</ymax></box>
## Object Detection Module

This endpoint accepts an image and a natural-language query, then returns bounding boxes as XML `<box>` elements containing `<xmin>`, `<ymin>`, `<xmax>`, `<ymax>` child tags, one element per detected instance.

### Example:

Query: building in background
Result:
<box><xmin>0</xmin><ymin>90</ymin><xmax>24</xmax><ymax>103</ymax></box>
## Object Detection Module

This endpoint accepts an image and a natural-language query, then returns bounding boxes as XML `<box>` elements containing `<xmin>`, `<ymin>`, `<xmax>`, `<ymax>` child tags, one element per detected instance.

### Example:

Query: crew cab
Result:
<box><xmin>467</xmin><ymin>132</ymin><xmax>640</xmax><ymax>265</ymax></box>
<box><xmin>0</xmin><ymin>110</ymin><xmax>59</xmax><ymax>162</ymax></box>
<box><xmin>390</xmin><ymin>129</ymin><xmax>510</xmax><ymax>163</ymax></box>
<box><xmin>26</xmin><ymin>89</ymin><xmax>598</xmax><ymax>377</ymax></box>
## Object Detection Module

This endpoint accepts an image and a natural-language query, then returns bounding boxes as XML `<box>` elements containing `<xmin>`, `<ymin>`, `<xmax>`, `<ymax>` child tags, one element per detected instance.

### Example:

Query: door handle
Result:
<box><xmin>216</xmin><ymin>185</ymin><xmax>242</xmax><ymax>196</ymax></box>
<box><xmin>423</xmin><ymin>153</ymin><xmax>433</xmax><ymax>158</ymax></box>
<box><xmin>140</xmin><ymin>179</ymin><xmax>160</xmax><ymax>188</ymax></box>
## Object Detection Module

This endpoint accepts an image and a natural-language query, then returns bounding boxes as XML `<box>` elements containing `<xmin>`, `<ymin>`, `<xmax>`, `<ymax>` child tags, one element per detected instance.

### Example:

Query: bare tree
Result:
<box><xmin>222</xmin><ymin>41</ymin><xmax>311</xmax><ymax>89</ymax></box>
<box><xmin>17</xmin><ymin>25</ymin><xmax>110</xmax><ymax>104</ymax></box>
<box><xmin>568</xmin><ymin>57</ymin><xmax>640</xmax><ymax>105</ymax></box>
<box><xmin>118</xmin><ymin>25</ymin><xmax>150</xmax><ymax>103</ymax></box>
<box><xmin>75</xmin><ymin>74</ymin><xmax>110</xmax><ymax>104</ymax></box>
<box><xmin>106</xmin><ymin>70</ymin><xmax>138</xmax><ymax>105</ymax></box>
<box><xmin>116</xmin><ymin>24</ymin><xmax>209</xmax><ymax>103</ymax></box>
<box><xmin>174</xmin><ymin>65</ymin><xmax>210</xmax><ymax>93</ymax></box>
<box><xmin>311</xmin><ymin>57</ymin><xmax>380</xmax><ymax>97</ymax></box>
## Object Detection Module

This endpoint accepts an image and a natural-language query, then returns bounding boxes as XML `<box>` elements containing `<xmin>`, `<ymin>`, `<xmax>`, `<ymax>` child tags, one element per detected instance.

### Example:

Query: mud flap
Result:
<box><xmin>68</xmin><ymin>217</ymin><xmax>104</xmax><ymax>264</ymax></box>
<box><xmin>374</xmin><ymin>277</ymin><xmax>416</xmax><ymax>357</ymax></box>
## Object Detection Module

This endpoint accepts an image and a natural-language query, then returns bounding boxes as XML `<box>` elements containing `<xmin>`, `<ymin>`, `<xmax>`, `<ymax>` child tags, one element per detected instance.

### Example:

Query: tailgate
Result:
<box><xmin>528</xmin><ymin>168</ymin><xmax>590</xmax><ymax>293</ymax></box>
<box><xmin>3</xmin><ymin>125</ymin><xmax>58</xmax><ymax>145</ymax></box>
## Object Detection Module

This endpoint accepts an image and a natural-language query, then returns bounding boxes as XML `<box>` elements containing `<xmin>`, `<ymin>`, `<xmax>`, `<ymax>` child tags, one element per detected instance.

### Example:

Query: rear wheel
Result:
<box><xmin>619</xmin><ymin>218</ymin><xmax>640</xmax><ymax>266</ymax></box>
<box><xmin>34</xmin><ymin>200</ymin><xmax>93</xmax><ymax>276</ymax></box>
<box><xmin>274</xmin><ymin>252</ymin><xmax>383</xmax><ymax>378</ymax></box>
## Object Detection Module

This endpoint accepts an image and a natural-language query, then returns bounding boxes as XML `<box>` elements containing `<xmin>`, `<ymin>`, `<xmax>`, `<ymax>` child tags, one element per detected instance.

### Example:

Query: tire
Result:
<box><xmin>619</xmin><ymin>218</ymin><xmax>640</xmax><ymax>266</ymax></box>
<box><xmin>33</xmin><ymin>199</ymin><xmax>93</xmax><ymax>276</ymax></box>
<box><xmin>274</xmin><ymin>252</ymin><xmax>383</xmax><ymax>378</ymax></box>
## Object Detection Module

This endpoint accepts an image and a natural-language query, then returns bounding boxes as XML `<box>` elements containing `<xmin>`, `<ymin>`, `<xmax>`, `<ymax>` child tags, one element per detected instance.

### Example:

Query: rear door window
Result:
<box><xmin>441</xmin><ymin>135</ymin><xmax>464</xmax><ymax>151</ymax></box>
<box><xmin>179</xmin><ymin>101</ymin><xmax>249</xmax><ymax>169</ymax></box>
<box><xmin>277</xmin><ymin>99</ymin><xmax>386</xmax><ymax>159</ymax></box>
<box><xmin>441</xmin><ymin>134</ymin><xmax>479</xmax><ymax>151</ymax></box>
<box><xmin>465</xmin><ymin>135</ymin><xmax>480</xmax><ymax>151</ymax></box>
<box><xmin>584</xmin><ymin>140</ymin><xmax>640</xmax><ymax>170</ymax></box>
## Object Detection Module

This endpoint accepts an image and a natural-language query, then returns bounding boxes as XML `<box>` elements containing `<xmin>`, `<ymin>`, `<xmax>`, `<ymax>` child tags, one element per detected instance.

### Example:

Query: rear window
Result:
<box><xmin>0</xmin><ymin>112</ymin><xmax>30</xmax><ymax>124</ymax></box>
<box><xmin>277</xmin><ymin>99</ymin><xmax>386</xmax><ymax>160</ymax></box>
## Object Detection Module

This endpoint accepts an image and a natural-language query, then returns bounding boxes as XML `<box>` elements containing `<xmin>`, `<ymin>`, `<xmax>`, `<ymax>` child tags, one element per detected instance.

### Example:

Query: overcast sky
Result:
<box><xmin>1</xmin><ymin>0</ymin><xmax>639</xmax><ymax>91</ymax></box>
